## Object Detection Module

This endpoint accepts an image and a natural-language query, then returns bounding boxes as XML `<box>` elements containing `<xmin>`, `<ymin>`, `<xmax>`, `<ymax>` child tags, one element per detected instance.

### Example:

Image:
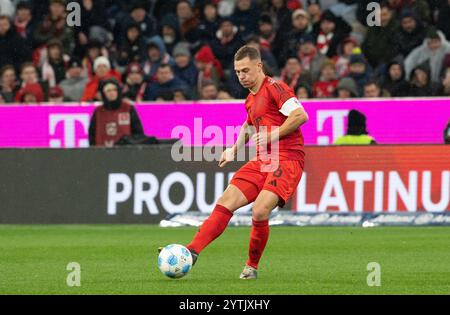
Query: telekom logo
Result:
<box><xmin>317</xmin><ymin>110</ymin><xmax>349</xmax><ymax>145</ymax></box>
<box><xmin>49</xmin><ymin>114</ymin><xmax>90</xmax><ymax>148</ymax></box>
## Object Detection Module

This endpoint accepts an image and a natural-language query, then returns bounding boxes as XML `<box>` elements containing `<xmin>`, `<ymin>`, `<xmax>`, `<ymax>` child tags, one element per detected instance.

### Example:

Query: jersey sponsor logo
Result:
<box><xmin>118</xmin><ymin>112</ymin><xmax>130</xmax><ymax>125</ymax></box>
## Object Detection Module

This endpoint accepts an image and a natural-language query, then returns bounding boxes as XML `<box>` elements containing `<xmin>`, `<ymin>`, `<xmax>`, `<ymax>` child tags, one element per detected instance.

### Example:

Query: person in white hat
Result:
<box><xmin>81</xmin><ymin>56</ymin><xmax>121</xmax><ymax>102</ymax></box>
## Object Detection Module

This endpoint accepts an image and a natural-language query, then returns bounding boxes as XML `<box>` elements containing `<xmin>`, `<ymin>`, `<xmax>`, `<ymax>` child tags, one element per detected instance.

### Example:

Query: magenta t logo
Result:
<box><xmin>49</xmin><ymin>114</ymin><xmax>89</xmax><ymax>148</ymax></box>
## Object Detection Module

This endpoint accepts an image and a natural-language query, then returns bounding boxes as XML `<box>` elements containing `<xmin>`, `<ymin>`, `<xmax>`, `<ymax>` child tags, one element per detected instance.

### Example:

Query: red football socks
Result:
<box><xmin>187</xmin><ymin>204</ymin><xmax>233</xmax><ymax>254</ymax></box>
<box><xmin>246</xmin><ymin>219</ymin><xmax>270</xmax><ymax>269</ymax></box>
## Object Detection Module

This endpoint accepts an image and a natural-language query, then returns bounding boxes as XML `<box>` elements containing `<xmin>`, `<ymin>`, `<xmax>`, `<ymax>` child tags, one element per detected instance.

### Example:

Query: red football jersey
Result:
<box><xmin>245</xmin><ymin>76</ymin><xmax>305</xmax><ymax>161</ymax></box>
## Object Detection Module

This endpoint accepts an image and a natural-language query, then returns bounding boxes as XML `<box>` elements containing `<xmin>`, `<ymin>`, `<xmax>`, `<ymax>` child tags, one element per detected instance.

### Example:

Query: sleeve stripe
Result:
<box><xmin>279</xmin><ymin>97</ymin><xmax>303</xmax><ymax>116</ymax></box>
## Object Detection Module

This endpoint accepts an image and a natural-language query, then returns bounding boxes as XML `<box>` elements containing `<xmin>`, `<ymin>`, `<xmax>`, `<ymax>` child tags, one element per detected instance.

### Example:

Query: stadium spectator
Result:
<box><xmin>246</xmin><ymin>36</ymin><xmax>279</xmax><ymax>76</ymax></box>
<box><xmin>335</xmin><ymin>77</ymin><xmax>358</xmax><ymax>98</ymax></box>
<box><xmin>33</xmin><ymin>0</ymin><xmax>74</xmax><ymax>54</ymax></box>
<box><xmin>72</xmin><ymin>0</ymin><xmax>110</xmax><ymax>57</ymax></box>
<box><xmin>142</xmin><ymin>36</ymin><xmax>174</xmax><ymax>81</ymax></box>
<box><xmin>256</xmin><ymin>14</ymin><xmax>276</xmax><ymax>51</ymax></box>
<box><xmin>199</xmin><ymin>80</ymin><xmax>219</xmax><ymax>100</ymax></box>
<box><xmin>407</xmin><ymin>61</ymin><xmax>441</xmax><ymax>97</ymax></box>
<box><xmin>438</xmin><ymin>68</ymin><xmax>450</xmax><ymax>96</ymax></box>
<box><xmin>13</xmin><ymin>1</ymin><xmax>36</xmax><ymax>45</ymax></box>
<box><xmin>334</xmin><ymin>109</ymin><xmax>376</xmax><ymax>145</ymax></box>
<box><xmin>48</xmin><ymin>85</ymin><xmax>67</xmax><ymax>103</ymax></box>
<box><xmin>280</xmin><ymin>57</ymin><xmax>313</xmax><ymax>90</ymax></box>
<box><xmin>297</xmin><ymin>33</ymin><xmax>326</xmax><ymax>82</ymax></box>
<box><xmin>81</xmin><ymin>56</ymin><xmax>122</xmax><ymax>102</ymax></box>
<box><xmin>346</xmin><ymin>52</ymin><xmax>373</xmax><ymax>96</ymax></box>
<box><xmin>88</xmin><ymin>78</ymin><xmax>143</xmax><ymax>147</ymax></box>
<box><xmin>387</xmin><ymin>0</ymin><xmax>431</xmax><ymax>24</ymax></box>
<box><xmin>382</xmin><ymin>59</ymin><xmax>411</xmax><ymax>97</ymax></box>
<box><xmin>175</xmin><ymin>0</ymin><xmax>201</xmax><ymax>44</ymax></box>
<box><xmin>0</xmin><ymin>64</ymin><xmax>19</xmax><ymax>102</ymax></box>
<box><xmin>437</xmin><ymin>0</ymin><xmax>450</xmax><ymax>40</ymax></box>
<box><xmin>362</xmin><ymin>3</ymin><xmax>399</xmax><ymax>69</ymax></box>
<box><xmin>0</xmin><ymin>14</ymin><xmax>31</xmax><ymax>71</ymax></box>
<box><xmin>122</xmin><ymin>61</ymin><xmax>146</xmax><ymax>102</ymax></box>
<box><xmin>404</xmin><ymin>27</ymin><xmax>450</xmax><ymax>84</ymax></box>
<box><xmin>363</xmin><ymin>80</ymin><xmax>390</xmax><ymax>98</ymax></box>
<box><xmin>198</xmin><ymin>2</ymin><xmax>220</xmax><ymax>42</ymax></box>
<box><xmin>295</xmin><ymin>82</ymin><xmax>313</xmax><ymax>99</ymax></box>
<box><xmin>444</xmin><ymin>120</ymin><xmax>450</xmax><ymax>144</ymax></box>
<box><xmin>160</xmin><ymin>14</ymin><xmax>180</xmax><ymax>56</ymax></box>
<box><xmin>266</xmin><ymin>0</ymin><xmax>293</xmax><ymax>36</ymax></box>
<box><xmin>273</xmin><ymin>8</ymin><xmax>311</xmax><ymax>68</ymax></box>
<box><xmin>217</xmin><ymin>87</ymin><xmax>234</xmax><ymax>100</ymax></box>
<box><xmin>15</xmin><ymin>82</ymin><xmax>44</xmax><ymax>104</ymax></box>
<box><xmin>143</xmin><ymin>63</ymin><xmax>187</xmax><ymax>101</ymax></box>
<box><xmin>82</xmin><ymin>40</ymin><xmax>104</xmax><ymax>79</ymax></box>
<box><xmin>313</xmin><ymin>9</ymin><xmax>352</xmax><ymax>58</ymax></box>
<box><xmin>335</xmin><ymin>37</ymin><xmax>359</xmax><ymax>78</ymax></box>
<box><xmin>59</xmin><ymin>57</ymin><xmax>87</xmax><ymax>102</ymax></box>
<box><xmin>393</xmin><ymin>8</ymin><xmax>426</xmax><ymax>58</ymax></box>
<box><xmin>195</xmin><ymin>45</ymin><xmax>223</xmax><ymax>93</ymax></box>
<box><xmin>173</xmin><ymin>88</ymin><xmax>188</xmax><ymax>102</ymax></box>
<box><xmin>40</xmin><ymin>39</ymin><xmax>70</xmax><ymax>87</ymax></box>
<box><xmin>231</xmin><ymin>0</ymin><xmax>260</xmax><ymax>39</ymax></box>
<box><xmin>313</xmin><ymin>60</ymin><xmax>339</xmax><ymax>98</ymax></box>
<box><xmin>113</xmin><ymin>2</ymin><xmax>157</xmax><ymax>43</ymax></box>
<box><xmin>115</xmin><ymin>22</ymin><xmax>145</xmax><ymax>67</ymax></box>
<box><xmin>304</xmin><ymin>0</ymin><xmax>322</xmax><ymax>25</ymax></box>
<box><xmin>17</xmin><ymin>62</ymin><xmax>47</xmax><ymax>101</ymax></box>
<box><xmin>209</xmin><ymin>17</ymin><xmax>245</xmax><ymax>71</ymax></box>
<box><xmin>173</xmin><ymin>42</ymin><xmax>198</xmax><ymax>89</ymax></box>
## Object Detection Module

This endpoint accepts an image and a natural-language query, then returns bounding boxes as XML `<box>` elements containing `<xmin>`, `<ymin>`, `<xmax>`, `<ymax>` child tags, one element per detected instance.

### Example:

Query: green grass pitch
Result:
<box><xmin>1</xmin><ymin>225</ymin><xmax>449</xmax><ymax>295</ymax></box>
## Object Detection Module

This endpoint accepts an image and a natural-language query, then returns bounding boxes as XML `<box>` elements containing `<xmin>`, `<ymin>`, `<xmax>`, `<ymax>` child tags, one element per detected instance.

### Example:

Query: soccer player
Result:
<box><xmin>165</xmin><ymin>45</ymin><xmax>309</xmax><ymax>279</ymax></box>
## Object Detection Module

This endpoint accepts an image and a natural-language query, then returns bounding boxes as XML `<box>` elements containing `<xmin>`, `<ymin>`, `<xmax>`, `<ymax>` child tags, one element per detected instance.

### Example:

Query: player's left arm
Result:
<box><xmin>276</xmin><ymin>100</ymin><xmax>309</xmax><ymax>140</ymax></box>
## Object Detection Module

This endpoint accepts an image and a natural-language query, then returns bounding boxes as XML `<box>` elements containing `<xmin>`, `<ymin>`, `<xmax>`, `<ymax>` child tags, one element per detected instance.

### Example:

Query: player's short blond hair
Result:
<box><xmin>234</xmin><ymin>45</ymin><xmax>261</xmax><ymax>62</ymax></box>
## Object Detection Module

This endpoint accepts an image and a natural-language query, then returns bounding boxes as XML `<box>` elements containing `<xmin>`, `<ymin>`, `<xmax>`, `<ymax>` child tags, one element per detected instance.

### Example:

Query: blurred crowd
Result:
<box><xmin>0</xmin><ymin>0</ymin><xmax>450</xmax><ymax>104</ymax></box>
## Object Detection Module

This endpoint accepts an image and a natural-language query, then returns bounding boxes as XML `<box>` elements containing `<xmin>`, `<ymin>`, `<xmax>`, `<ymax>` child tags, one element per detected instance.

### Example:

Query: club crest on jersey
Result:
<box><xmin>106</xmin><ymin>122</ymin><xmax>118</xmax><ymax>136</ymax></box>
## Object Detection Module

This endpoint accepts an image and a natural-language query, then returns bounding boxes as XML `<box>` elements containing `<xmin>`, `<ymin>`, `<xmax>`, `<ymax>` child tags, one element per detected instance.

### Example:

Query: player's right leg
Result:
<box><xmin>184</xmin><ymin>184</ymin><xmax>250</xmax><ymax>263</ymax></box>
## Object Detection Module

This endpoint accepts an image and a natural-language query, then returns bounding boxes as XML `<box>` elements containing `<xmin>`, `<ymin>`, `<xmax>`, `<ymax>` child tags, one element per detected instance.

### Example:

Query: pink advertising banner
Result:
<box><xmin>0</xmin><ymin>98</ymin><xmax>449</xmax><ymax>148</ymax></box>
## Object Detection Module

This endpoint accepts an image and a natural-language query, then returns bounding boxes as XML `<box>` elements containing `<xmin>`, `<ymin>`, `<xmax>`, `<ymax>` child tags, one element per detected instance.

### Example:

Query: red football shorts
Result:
<box><xmin>230</xmin><ymin>159</ymin><xmax>304</xmax><ymax>207</ymax></box>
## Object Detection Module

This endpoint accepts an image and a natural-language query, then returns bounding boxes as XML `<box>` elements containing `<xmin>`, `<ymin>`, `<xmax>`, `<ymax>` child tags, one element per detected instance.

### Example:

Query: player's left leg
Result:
<box><xmin>241</xmin><ymin>160</ymin><xmax>304</xmax><ymax>279</ymax></box>
<box><xmin>240</xmin><ymin>190</ymin><xmax>279</xmax><ymax>279</ymax></box>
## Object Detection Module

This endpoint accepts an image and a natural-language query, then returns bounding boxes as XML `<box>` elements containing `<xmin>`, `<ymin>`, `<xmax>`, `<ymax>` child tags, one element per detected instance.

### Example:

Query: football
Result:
<box><xmin>157</xmin><ymin>244</ymin><xmax>193</xmax><ymax>279</ymax></box>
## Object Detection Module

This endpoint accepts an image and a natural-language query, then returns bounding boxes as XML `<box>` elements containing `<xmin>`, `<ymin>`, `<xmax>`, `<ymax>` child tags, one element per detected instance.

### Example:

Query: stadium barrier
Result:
<box><xmin>1</xmin><ymin>98</ymin><xmax>449</xmax><ymax>148</ymax></box>
<box><xmin>0</xmin><ymin>145</ymin><xmax>448</xmax><ymax>224</ymax></box>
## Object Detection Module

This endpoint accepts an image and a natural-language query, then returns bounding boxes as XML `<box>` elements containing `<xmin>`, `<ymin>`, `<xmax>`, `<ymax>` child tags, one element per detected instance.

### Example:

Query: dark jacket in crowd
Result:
<box><xmin>382</xmin><ymin>60</ymin><xmax>411</xmax><ymax>97</ymax></box>
<box><xmin>143</xmin><ymin>77</ymin><xmax>188</xmax><ymax>101</ymax></box>
<box><xmin>362</xmin><ymin>13</ymin><xmax>400</xmax><ymax>68</ymax></box>
<box><xmin>408</xmin><ymin>62</ymin><xmax>441</xmax><ymax>97</ymax></box>
<box><xmin>0</xmin><ymin>25</ymin><xmax>32</xmax><ymax>71</ymax></box>
<box><xmin>209</xmin><ymin>31</ymin><xmax>245</xmax><ymax>71</ymax></box>
<box><xmin>394</xmin><ymin>9</ymin><xmax>427</xmax><ymax>58</ymax></box>
<box><xmin>231</xmin><ymin>1</ymin><xmax>261</xmax><ymax>39</ymax></box>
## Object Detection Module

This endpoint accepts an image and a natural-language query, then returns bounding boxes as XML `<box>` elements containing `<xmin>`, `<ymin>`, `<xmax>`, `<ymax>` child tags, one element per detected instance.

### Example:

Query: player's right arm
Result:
<box><xmin>218</xmin><ymin>120</ymin><xmax>254</xmax><ymax>168</ymax></box>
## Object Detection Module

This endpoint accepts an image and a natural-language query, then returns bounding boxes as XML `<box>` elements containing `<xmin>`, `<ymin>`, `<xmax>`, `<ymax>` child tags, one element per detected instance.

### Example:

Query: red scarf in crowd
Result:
<box><xmin>316</xmin><ymin>31</ymin><xmax>334</xmax><ymax>55</ymax></box>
